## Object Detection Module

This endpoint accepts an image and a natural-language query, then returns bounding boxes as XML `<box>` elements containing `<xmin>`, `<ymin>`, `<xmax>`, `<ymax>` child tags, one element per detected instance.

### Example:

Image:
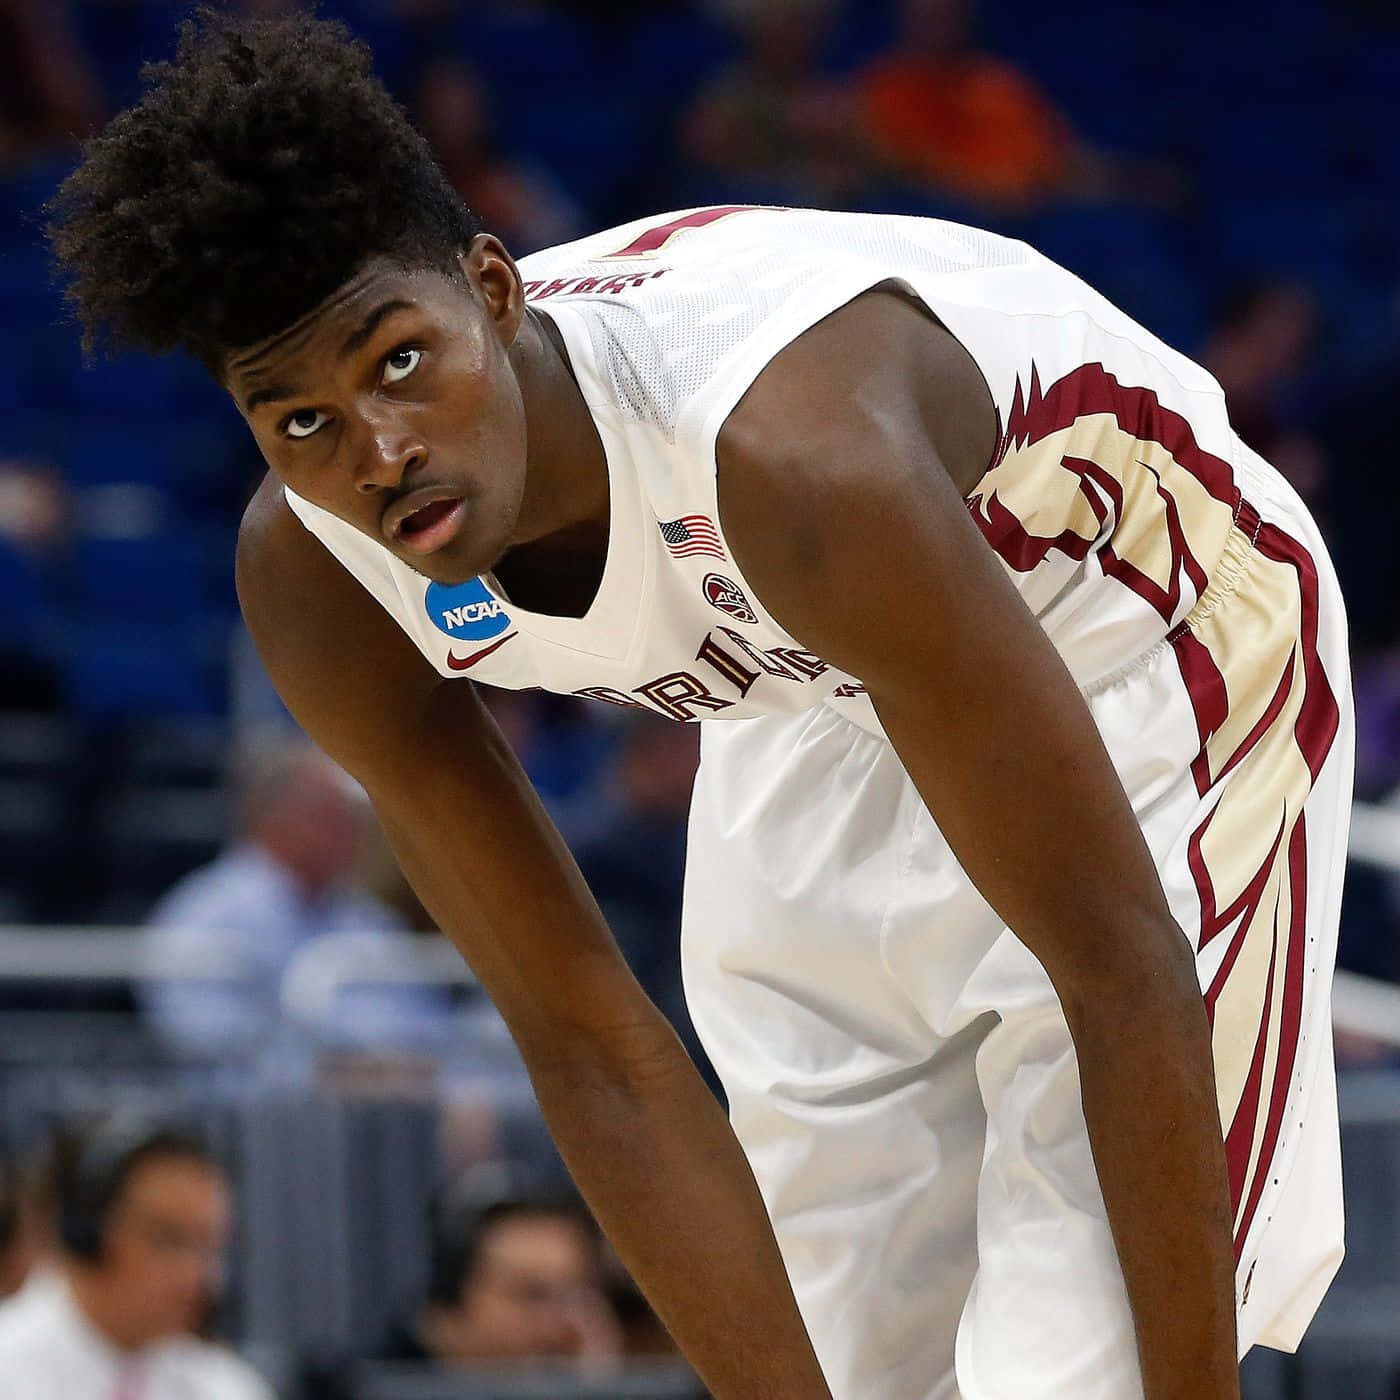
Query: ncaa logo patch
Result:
<box><xmin>702</xmin><ymin>573</ymin><xmax>758</xmax><ymax>625</ymax></box>
<box><xmin>425</xmin><ymin>577</ymin><xmax>511</xmax><ymax>640</ymax></box>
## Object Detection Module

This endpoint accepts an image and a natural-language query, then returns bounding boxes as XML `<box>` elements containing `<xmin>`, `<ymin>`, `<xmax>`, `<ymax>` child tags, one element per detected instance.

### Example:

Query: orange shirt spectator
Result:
<box><xmin>861</xmin><ymin>52</ymin><xmax>1071</xmax><ymax>206</ymax></box>
<box><xmin>857</xmin><ymin>0</ymin><xmax>1104</xmax><ymax>211</ymax></box>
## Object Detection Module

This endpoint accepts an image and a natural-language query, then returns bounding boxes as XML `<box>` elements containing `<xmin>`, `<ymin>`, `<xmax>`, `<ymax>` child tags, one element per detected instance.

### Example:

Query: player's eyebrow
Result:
<box><xmin>241</xmin><ymin>298</ymin><xmax>418</xmax><ymax>413</ymax></box>
<box><xmin>337</xmin><ymin>298</ymin><xmax>416</xmax><ymax>361</ymax></box>
<box><xmin>244</xmin><ymin>382</ymin><xmax>298</xmax><ymax>414</ymax></box>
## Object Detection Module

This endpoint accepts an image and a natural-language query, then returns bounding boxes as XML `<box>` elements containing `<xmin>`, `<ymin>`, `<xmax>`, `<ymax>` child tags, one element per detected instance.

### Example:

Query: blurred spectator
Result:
<box><xmin>309</xmin><ymin>1161</ymin><xmax>623</xmax><ymax>1395</ymax></box>
<box><xmin>140</xmin><ymin>739</ymin><xmax>407</xmax><ymax>1057</ymax></box>
<box><xmin>482</xmin><ymin>689</ymin><xmax>619</xmax><ymax>842</ymax></box>
<box><xmin>1200</xmin><ymin>280</ymin><xmax>1330</xmax><ymax>510</ymax></box>
<box><xmin>683</xmin><ymin>0</ymin><xmax>870</xmax><ymax>205</ymax></box>
<box><xmin>0</xmin><ymin>460</ymin><xmax>65</xmax><ymax>711</ymax></box>
<box><xmin>857</xmin><ymin>0</ymin><xmax>1177</xmax><ymax>213</ymax></box>
<box><xmin>573</xmin><ymin>716</ymin><xmax>705</xmax><ymax>1069</ymax></box>
<box><xmin>414</xmin><ymin>59</ymin><xmax>583</xmax><ymax>255</ymax></box>
<box><xmin>1352</xmin><ymin>651</ymin><xmax>1400</xmax><ymax>804</ymax></box>
<box><xmin>0</xmin><ymin>1153</ymin><xmax>42</xmax><ymax>1301</ymax></box>
<box><xmin>0</xmin><ymin>0</ymin><xmax>103</xmax><ymax>168</ymax></box>
<box><xmin>413</xmin><ymin>1162</ymin><xmax>621</xmax><ymax>1371</ymax></box>
<box><xmin>0</xmin><ymin>461</ymin><xmax>64</xmax><ymax>550</ymax></box>
<box><xmin>1320</xmin><ymin>336</ymin><xmax>1400</xmax><ymax>652</ymax></box>
<box><xmin>0</xmin><ymin>1115</ymin><xmax>271</xmax><ymax>1399</ymax></box>
<box><xmin>277</xmin><ymin>927</ymin><xmax>489</xmax><ymax>1088</ymax></box>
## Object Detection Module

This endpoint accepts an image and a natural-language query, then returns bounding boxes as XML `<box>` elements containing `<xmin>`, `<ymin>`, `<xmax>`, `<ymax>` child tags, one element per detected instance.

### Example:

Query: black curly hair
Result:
<box><xmin>48</xmin><ymin>8</ymin><xmax>483</xmax><ymax>371</ymax></box>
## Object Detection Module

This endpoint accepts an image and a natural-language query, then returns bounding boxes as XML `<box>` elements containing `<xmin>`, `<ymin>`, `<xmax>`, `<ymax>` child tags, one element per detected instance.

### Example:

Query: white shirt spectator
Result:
<box><xmin>142</xmin><ymin>842</ymin><xmax>405</xmax><ymax>1056</ymax></box>
<box><xmin>0</xmin><ymin>1270</ymin><xmax>272</xmax><ymax>1400</ymax></box>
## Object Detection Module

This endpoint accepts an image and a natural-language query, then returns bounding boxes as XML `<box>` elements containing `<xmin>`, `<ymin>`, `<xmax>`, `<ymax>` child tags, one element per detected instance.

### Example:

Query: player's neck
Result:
<box><xmin>492</xmin><ymin>307</ymin><xmax>611</xmax><ymax>616</ymax></box>
<box><xmin>509</xmin><ymin>307</ymin><xmax>610</xmax><ymax>546</ymax></box>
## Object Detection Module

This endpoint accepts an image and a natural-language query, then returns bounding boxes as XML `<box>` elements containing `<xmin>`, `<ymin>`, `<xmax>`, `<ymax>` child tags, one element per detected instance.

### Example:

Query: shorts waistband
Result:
<box><xmin>1174</xmin><ymin>497</ymin><xmax>1264</xmax><ymax>634</ymax></box>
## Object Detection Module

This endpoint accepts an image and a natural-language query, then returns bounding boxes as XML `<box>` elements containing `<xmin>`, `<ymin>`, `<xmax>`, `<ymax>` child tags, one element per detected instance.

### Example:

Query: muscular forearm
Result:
<box><xmin>1069</xmin><ymin>934</ymin><xmax>1240</xmax><ymax>1400</ymax></box>
<box><xmin>523</xmin><ymin>1020</ymin><xmax>833</xmax><ymax>1400</ymax></box>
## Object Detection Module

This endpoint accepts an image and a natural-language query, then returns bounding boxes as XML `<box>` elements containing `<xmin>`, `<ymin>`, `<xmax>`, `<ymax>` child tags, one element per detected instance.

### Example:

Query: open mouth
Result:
<box><xmin>395</xmin><ymin>497</ymin><xmax>466</xmax><ymax>553</ymax></box>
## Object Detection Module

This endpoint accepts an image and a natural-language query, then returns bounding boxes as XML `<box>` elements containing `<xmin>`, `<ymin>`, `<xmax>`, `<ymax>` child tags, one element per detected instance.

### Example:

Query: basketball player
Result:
<box><xmin>49</xmin><ymin>14</ymin><xmax>1353</xmax><ymax>1399</ymax></box>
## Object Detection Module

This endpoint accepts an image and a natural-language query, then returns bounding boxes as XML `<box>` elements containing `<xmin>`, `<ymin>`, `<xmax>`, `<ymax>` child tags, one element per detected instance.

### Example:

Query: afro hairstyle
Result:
<box><xmin>48</xmin><ymin>8</ymin><xmax>483</xmax><ymax>370</ymax></box>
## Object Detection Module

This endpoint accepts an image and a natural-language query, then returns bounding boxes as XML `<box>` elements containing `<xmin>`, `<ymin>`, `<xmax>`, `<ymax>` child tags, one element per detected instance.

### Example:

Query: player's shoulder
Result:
<box><xmin>235</xmin><ymin>474</ymin><xmax>369</xmax><ymax>635</ymax></box>
<box><xmin>518</xmin><ymin>207</ymin><xmax>884</xmax><ymax>445</ymax></box>
<box><xmin>236</xmin><ymin>475</ymin><xmax>336</xmax><ymax>655</ymax></box>
<box><xmin>235</xmin><ymin>471</ymin><xmax>303</xmax><ymax>586</ymax></box>
<box><xmin>234</xmin><ymin>474</ymin><xmax>442</xmax><ymax>774</ymax></box>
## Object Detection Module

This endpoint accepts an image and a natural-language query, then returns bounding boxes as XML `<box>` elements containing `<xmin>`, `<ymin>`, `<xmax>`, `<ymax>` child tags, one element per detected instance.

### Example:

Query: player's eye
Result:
<box><xmin>281</xmin><ymin>408</ymin><xmax>330</xmax><ymax>440</ymax></box>
<box><xmin>382</xmin><ymin>347</ymin><xmax>422</xmax><ymax>385</ymax></box>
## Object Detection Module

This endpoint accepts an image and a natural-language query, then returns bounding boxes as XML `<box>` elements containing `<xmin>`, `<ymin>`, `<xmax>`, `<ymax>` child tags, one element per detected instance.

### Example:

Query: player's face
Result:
<box><xmin>225</xmin><ymin>241</ymin><xmax>530</xmax><ymax>585</ymax></box>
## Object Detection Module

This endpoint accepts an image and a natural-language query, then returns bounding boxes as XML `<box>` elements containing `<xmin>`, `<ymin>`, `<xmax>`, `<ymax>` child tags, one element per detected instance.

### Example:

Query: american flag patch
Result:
<box><xmin>658</xmin><ymin>515</ymin><xmax>724</xmax><ymax>560</ymax></box>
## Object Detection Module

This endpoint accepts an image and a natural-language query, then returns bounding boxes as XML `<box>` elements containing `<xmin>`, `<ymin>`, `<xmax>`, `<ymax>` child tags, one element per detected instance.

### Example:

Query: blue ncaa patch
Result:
<box><xmin>425</xmin><ymin>577</ymin><xmax>511</xmax><ymax>640</ymax></box>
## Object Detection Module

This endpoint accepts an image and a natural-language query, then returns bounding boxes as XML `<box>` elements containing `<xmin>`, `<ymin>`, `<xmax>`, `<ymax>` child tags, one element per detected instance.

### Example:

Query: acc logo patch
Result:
<box><xmin>702</xmin><ymin>573</ymin><xmax>758</xmax><ymax>624</ymax></box>
<box><xmin>425</xmin><ymin>577</ymin><xmax>511</xmax><ymax>640</ymax></box>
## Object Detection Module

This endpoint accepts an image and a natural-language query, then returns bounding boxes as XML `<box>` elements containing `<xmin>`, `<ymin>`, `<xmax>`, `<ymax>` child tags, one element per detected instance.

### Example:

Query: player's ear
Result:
<box><xmin>460</xmin><ymin>236</ymin><xmax>526</xmax><ymax>347</ymax></box>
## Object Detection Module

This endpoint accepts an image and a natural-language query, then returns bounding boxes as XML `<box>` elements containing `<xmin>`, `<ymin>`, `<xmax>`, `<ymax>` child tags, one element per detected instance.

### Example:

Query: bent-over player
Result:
<box><xmin>50</xmin><ymin>15</ymin><xmax>1353</xmax><ymax>1399</ymax></box>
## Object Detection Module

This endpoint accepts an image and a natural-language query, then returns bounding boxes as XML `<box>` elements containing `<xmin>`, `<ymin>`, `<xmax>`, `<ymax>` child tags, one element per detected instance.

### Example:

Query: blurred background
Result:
<box><xmin>0</xmin><ymin>0</ymin><xmax>1398</xmax><ymax>1395</ymax></box>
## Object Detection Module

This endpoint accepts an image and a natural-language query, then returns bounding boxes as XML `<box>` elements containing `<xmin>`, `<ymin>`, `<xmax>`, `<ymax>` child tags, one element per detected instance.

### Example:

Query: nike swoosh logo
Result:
<box><xmin>447</xmin><ymin>632</ymin><xmax>517</xmax><ymax>670</ymax></box>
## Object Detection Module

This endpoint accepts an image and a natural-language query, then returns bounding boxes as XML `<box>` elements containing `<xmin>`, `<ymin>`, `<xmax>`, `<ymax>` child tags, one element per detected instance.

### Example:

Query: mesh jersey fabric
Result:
<box><xmin>282</xmin><ymin>204</ymin><xmax>1248</xmax><ymax>736</ymax></box>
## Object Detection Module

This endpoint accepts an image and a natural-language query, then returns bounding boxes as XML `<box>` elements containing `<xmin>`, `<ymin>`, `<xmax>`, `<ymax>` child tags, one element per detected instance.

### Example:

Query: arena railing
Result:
<box><xmin>0</xmin><ymin>799</ymin><xmax>1396</xmax><ymax>1047</ymax></box>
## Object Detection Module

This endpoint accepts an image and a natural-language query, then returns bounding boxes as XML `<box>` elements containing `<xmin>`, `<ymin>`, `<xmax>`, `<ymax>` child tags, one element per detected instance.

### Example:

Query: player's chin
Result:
<box><xmin>403</xmin><ymin>523</ymin><xmax>509</xmax><ymax>586</ymax></box>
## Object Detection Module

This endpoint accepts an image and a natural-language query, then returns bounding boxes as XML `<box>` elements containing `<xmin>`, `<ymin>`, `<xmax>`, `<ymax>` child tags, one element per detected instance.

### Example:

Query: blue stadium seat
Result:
<box><xmin>1202</xmin><ymin>196</ymin><xmax>1354</xmax><ymax>300</ymax></box>
<box><xmin>69</xmin><ymin>529</ymin><xmax>214</xmax><ymax>625</ymax></box>
<box><xmin>60</xmin><ymin>619</ymin><xmax>222</xmax><ymax>719</ymax></box>
<box><xmin>0</xmin><ymin>157</ymin><xmax>71</xmax><ymax>251</ymax></box>
<box><xmin>0</xmin><ymin>539</ymin><xmax>56</xmax><ymax>651</ymax></box>
<box><xmin>1025</xmin><ymin>203</ymin><xmax>1208</xmax><ymax>352</ymax></box>
<box><xmin>69</xmin><ymin>0</ymin><xmax>186</xmax><ymax>111</ymax></box>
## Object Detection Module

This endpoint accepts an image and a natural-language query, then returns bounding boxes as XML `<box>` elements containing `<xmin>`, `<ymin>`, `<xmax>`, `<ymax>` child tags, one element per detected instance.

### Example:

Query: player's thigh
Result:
<box><xmin>682</xmin><ymin>707</ymin><xmax>988</xmax><ymax>1399</ymax></box>
<box><xmin>958</xmin><ymin>513</ymin><xmax>1353</xmax><ymax>1394</ymax></box>
<box><xmin>949</xmin><ymin>952</ymin><xmax>1143</xmax><ymax>1400</ymax></box>
<box><xmin>1122</xmin><ymin>479</ymin><xmax>1352</xmax><ymax>1332</ymax></box>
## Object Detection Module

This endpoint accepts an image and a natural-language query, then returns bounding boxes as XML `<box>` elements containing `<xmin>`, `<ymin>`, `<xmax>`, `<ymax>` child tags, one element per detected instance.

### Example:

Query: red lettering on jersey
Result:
<box><xmin>523</xmin><ymin>270</ymin><xmax>669</xmax><ymax>303</ymax></box>
<box><xmin>831</xmin><ymin>682</ymin><xmax>868</xmax><ymax>698</ymax></box>
<box><xmin>531</xmin><ymin>276</ymin><xmax>580</xmax><ymax>299</ymax></box>
<box><xmin>632</xmin><ymin>672</ymin><xmax>734</xmax><ymax>721</ymax></box>
<box><xmin>767</xmin><ymin>646</ymin><xmax>830</xmax><ymax>680</ymax></box>
<box><xmin>718</xmin><ymin>628</ymin><xmax>802</xmax><ymax>682</ymax></box>
<box><xmin>573</xmin><ymin>686</ymin><xmax>649</xmax><ymax>710</ymax></box>
<box><xmin>603</xmin><ymin>206</ymin><xmax>768</xmax><ymax>259</ymax></box>
<box><xmin>696</xmin><ymin>634</ymin><xmax>761</xmax><ymax>697</ymax></box>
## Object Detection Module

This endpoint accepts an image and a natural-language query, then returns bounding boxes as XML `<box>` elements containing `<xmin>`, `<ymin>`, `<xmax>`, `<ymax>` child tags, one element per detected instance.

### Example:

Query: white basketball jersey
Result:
<box><xmin>285</xmin><ymin>205</ymin><xmax>1250</xmax><ymax>734</ymax></box>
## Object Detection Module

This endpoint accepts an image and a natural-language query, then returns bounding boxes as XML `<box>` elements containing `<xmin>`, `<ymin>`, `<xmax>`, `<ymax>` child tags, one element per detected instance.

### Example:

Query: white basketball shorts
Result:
<box><xmin>680</xmin><ymin>446</ymin><xmax>1353</xmax><ymax>1399</ymax></box>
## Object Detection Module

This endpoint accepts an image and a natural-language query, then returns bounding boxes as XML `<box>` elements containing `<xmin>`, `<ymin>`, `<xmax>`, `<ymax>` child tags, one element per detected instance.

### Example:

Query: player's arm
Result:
<box><xmin>717</xmin><ymin>291</ymin><xmax>1240</xmax><ymax>1400</ymax></box>
<box><xmin>235</xmin><ymin>476</ymin><xmax>831</xmax><ymax>1400</ymax></box>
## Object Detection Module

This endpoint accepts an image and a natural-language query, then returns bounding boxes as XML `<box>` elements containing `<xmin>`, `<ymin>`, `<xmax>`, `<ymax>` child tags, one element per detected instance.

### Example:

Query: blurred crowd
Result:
<box><xmin>0</xmin><ymin>1113</ymin><xmax>684</xmax><ymax>1398</ymax></box>
<box><xmin>0</xmin><ymin>0</ymin><xmax>1398</xmax><ymax>1391</ymax></box>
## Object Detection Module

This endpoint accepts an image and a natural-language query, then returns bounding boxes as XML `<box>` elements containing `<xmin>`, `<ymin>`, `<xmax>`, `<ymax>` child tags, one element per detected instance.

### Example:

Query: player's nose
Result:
<box><xmin>355</xmin><ymin>413</ymin><xmax>426</xmax><ymax>494</ymax></box>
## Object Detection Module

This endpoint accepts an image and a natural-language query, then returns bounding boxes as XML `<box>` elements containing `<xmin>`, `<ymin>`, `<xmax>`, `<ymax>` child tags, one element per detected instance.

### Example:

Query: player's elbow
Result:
<box><xmin>512</xmin><ymin>979</ymin><xmax>692</xmax><ymax>1097</ymax></box>
<box><xmin>1054</xmin><ymin>911</ymin><xmax>1204</xmax><ymax>1043</ymax></box>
